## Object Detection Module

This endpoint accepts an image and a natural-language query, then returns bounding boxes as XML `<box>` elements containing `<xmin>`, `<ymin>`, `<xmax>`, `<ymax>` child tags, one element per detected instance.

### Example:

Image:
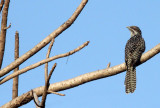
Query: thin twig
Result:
<box><xmin>41</xmin><ymin>63</ymin><xmax>57</xmax><ymax>108</ymax></box>
<box><xmin>0</xmin><ymin>41</ymin><xmax>89</xmax><ymax>84</ymax></box>
<box><xmin>45</xmin><ymin>39</ymin><xmax>55</xmax><ymax>82</ymax></box>
<box><xmin>32</xmin><ymin>90</ymin><xmax>41</xmax><ymax>108</ymax></box>
<box><xmin>48</xmin><ymin>63</ymin><xmax>57</xmax><ymax>81</ymax></box>
<box><xmin>12</xmin><ymin>31</ymin><xmax>19</xmax><ymax>100</ymax></box>
<box><xmin>48</xmin><ymin>90</ymin><xmax>65</xmax><ymax>96</ymax></box>
<box><xmin>42</xmin><ymin>38</ymin><xmax>55</xmax><ymax>108</ymax></box>
<box><xmin>0</xmin><ymin>0</ymin><xmax>88</xmax><ymax>77</ymax></box>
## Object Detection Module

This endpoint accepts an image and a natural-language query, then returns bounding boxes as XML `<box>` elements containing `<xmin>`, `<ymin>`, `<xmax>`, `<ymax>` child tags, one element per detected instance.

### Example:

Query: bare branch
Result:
<box><xmin>0</xmin><ymin>0</ymin><xmax>88</xmax><ymax>77</ymax></box>
<box><xmin>48</xmin><ymin>63</ymin><xmax>57</xmax><ymax>82</ymax></box>
<box><xmin>41</xmin><ymin>39</ymin><xmax>55</xmax><ymax>108</ymax></box>
<box><xmin>45</xmin><ymin>39</ymin><xmax>55</xmax><ymax>82</ymax></box>
<box><xmin>12</xmin><ymin>31</ymin><xmax>19</xmax><ymax>100</ymax></box>
<box><xmin>0</xmin><ymin>0</ymin><xmax>4</xmax><ymax>13</ymax></box>
<box><xmin>1</xmin><ymin>43</ymin><xmax>160</xmax><ymax>108</ymax></box>
<box><xmin>0</xmin><ymin>0</ymin><xmax>10</xmax><ymax>69</ymax></box>
<box><xmin>48</xmin><ymin>91</ymin><xmax>65</xmax><ymax>96</ymax></box>
<box><xmin>32</xmin><ymin>90</ymin><xmax>41</xmax><ymax>108</ymax></box>
<box><xmin>1</xmin><ymin>90</ymin><xmax>33</xmax><ymax>108</ymax></box>
<box><xmin>0</xmin><ymin>41</ymin><xmax>89</xmax><ymax>84</ymax></box>
<box><xmin>41</xmin><ymin>63</ymin><xmax>57</xmax><ymax>108</ymax></box>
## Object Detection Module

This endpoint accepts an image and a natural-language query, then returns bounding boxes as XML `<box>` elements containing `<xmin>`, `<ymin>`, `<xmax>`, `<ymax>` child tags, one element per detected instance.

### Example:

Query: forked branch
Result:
<box><xmin>41</xmin><ymin>63</ymin><xmax>57</xmax><ymax>108</ymax></box>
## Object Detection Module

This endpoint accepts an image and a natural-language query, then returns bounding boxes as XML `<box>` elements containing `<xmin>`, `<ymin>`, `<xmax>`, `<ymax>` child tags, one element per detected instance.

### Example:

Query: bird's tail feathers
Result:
<box><xmin>125</xmin><ymin>66</ymin><xmax>136</xmax><ymax>93</ymax></box>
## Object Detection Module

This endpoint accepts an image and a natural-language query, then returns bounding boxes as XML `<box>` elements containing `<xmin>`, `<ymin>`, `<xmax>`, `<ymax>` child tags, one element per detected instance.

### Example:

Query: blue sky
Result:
<box><xmin>1</xmin><ymin>0</ymin><xmax>160</xmax><ymax>108</ymax></box>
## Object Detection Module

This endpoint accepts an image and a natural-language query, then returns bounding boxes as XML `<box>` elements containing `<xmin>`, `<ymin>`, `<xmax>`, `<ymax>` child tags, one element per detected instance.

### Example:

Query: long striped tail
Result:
<box><xmin>125</xmin><ymin>66</ymin><xmax>136</xmax><ymax>93</ymax></box>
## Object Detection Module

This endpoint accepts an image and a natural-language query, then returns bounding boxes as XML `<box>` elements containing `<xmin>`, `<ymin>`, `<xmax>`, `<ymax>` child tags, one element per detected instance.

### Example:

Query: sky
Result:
<box><xmin>0</xmin><ymin>0</ymin><xmax>160</xmax><ymax>108</ymax></box>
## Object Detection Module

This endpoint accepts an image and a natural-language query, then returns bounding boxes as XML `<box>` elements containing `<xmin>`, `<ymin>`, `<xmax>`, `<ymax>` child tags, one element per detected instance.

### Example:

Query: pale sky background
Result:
<box><xmin>1</xmin><ymin>0</ymin><xmax>160</xmax><ymax>108</ymax></box>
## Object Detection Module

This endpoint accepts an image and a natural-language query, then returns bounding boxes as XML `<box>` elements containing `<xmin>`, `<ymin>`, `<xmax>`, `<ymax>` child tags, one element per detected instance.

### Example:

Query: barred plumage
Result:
<box><xmin>125</xmin><ymin>26</ymin><xmax>145</xmax><ymax>93</ymax></box>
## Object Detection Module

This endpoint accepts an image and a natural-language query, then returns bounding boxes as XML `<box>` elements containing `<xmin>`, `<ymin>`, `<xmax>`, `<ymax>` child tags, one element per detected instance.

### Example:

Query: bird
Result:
<box><xmin>125</xmin><ymin>26</ymin><xmax>145</xmax><ymax>93</ymax></box>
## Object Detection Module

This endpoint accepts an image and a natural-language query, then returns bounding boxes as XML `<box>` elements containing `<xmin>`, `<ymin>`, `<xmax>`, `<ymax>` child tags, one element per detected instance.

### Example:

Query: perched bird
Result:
<box><xmin>125</xmin><ymin>26</ymin><xmax>145</xmax><ymax>93</ymax></box>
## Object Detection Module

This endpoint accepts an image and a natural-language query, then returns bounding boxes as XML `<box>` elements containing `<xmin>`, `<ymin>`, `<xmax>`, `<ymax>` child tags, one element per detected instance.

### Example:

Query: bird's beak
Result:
<box><xmin>126</xmin><ymin>26</ymin><xmax>131</xmax><ymax>31</ymax></box>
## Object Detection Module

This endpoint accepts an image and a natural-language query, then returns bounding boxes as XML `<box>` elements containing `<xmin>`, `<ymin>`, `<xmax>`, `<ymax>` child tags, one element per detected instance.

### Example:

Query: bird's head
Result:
<box><xmin>126</xmin><ymin>26</ymin><xmax>141</xmax><ymax>37</ymax></box>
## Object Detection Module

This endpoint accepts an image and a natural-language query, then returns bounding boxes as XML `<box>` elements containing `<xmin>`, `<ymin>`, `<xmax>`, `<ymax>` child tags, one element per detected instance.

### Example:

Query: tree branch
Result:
<box><xmin>12</xmin><ymin>31</ymin><xmax>19</xmax><ymax>100</ymax></box>
<box><xmin>0</xmin><ymin>0</ymin><xmax>88</xmax><ymax>77</ymax></box>
<box><xmin>41</xmin><ymin>63</ymin><xmax>57</xmax><ymax>108</ymax></box>
<box><xmin>32</xmin><ymin>90</ymin><xmax>41</xmax><ymax>108</ymax></box>
<box><xmin>0</xmin><ymin>41</ymin><xmax>89</xmax><ymax>84</ymax></box>
<box><xmin>45</xmin><ymin>39</ymin><xmax>55</xmax><ymax>83</ymax></box>
<box><xmin>1</xmin><ymin>43</ymin><xmax>160</xmax><ymax>108</ymax></box>
<box><xmin>0</xmin><ymin>0</ymin><xmax>10</xmax><ymax>69</ymax></box>
<box><xmin>47</xmin><ymin>91</ymin><xmax>65</xmax><ymax>96</ymax></box>
<box><xmin>42</xmin><ymin>39</ymin><xmax>55</xmax><ymax>108</ymax></box>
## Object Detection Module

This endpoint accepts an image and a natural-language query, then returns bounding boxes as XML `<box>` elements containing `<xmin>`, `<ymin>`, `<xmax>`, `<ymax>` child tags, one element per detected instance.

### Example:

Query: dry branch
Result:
<box><xmin>1</xmin><ymin>43</ymin><xmax>160</xmax><ymax>108</ymax></box>
<box><xmin>0</xmin><ymin>41</ymin><xmax>89</xmax><ymax>84</ymax></box>
<box><xmin>12</xmin><ymin>31</ymin><xmax>19</xmax><ymax>100</ymax></box>
<box><xmin>0</xmin><ymin>0</ymin><xmax>88</xmax><ymax>77</ymax></box>
<box><xmin>41</xmin><ymin>39</ymin><xmax>55</xmax><ymax>108</ymax></box>
<box><xmin>32</xmin><ymin>90</ymin><xmax>41</xmax><ymax>108</ymax></box>
<box><xmin>47</xmin><ymin>91</ymin><xmax>65</xmax><ymax>96</ymax></box>
<box><xmin>41</xmin><ymin>63</ymin><xmax>57</xmax><ymax>108</ymax></box>
<box><xmin>0</xmin><ymin>0</ymin><xmax>10</xmax><ymax>69</ymax></box>
<box><xmin>45</xmin><ymin>39</ymin><xmax>55</xmax><ymax>82</ymax></box>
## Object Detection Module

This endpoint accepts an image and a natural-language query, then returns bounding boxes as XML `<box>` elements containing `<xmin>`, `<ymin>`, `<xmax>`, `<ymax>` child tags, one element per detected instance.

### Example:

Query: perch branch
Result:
<box><xmin>0</xmin><ymin>41</ymin><xmax>89</xmax><ymax>84</ymax></box>
<box><xmin>0</xmin><ymin>0</ymin><xmax>88</xmax><ymax>77</ymax></box>
<box><xmin>1</xmin><ymin>43</ymin><xmax>160</xmax><ymax>108</ymax></box>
